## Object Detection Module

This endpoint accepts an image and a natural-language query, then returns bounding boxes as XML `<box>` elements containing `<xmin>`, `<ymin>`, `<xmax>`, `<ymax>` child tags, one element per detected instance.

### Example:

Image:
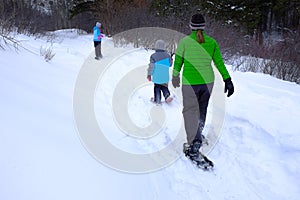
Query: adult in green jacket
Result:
<box><xmin>172</xmin><ymin>13</ymin><xmax>234</xmax><ymax>160</ymax></box>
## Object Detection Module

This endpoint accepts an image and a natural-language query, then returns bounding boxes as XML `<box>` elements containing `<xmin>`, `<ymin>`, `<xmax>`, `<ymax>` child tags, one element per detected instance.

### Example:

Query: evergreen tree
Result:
<box><xmin>199</xmin><ymin>0</ymin><xmax>299</xmax><ymax>44</ymax></box>
<box><xmin>150</xmin><ymin>0</ymin><xmax>200</xmax><ymax>31</ymax></box>
<box><xmin>70</xmin><ymin>0</ymin><xmax>151</xmax><ymax>34</ymax></box>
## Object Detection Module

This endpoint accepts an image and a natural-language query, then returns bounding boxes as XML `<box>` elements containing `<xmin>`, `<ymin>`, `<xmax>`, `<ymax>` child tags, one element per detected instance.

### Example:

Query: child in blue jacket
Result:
<box><xmin>93</xmin><ymin>22</ymin><xmax>103</xmax><ymax>59</ymax></box>
<box><xmin>147</xmin><ymin>40</ymin><xmax>173</xmax><ymax>104</ymax></box>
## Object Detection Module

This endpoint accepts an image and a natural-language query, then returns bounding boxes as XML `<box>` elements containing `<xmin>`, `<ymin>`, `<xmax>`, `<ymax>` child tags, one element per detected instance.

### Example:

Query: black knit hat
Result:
<box><xmin>189</xmin><ymin>13</ymin><xmax>205</xmax><ymax>30</ymax></box>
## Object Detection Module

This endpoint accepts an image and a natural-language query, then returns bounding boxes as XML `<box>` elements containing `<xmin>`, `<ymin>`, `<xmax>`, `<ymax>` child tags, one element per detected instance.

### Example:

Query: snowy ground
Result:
<box><xmin>1</xmin><ymin>30</ymin><xmax>300</xmax><ymax>200</ymax></box>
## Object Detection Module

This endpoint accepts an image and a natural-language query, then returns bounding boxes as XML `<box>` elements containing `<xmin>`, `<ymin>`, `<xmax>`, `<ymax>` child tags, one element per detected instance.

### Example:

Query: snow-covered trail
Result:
<box><xmin>1</xmin><ymin>30</ymin><xmax>300</xmax><ymax>200</ymax></box>
<box><xmin>155</xmin><ymin>71</ymin><xmax>300</xmax><ymax>200</ymax></box>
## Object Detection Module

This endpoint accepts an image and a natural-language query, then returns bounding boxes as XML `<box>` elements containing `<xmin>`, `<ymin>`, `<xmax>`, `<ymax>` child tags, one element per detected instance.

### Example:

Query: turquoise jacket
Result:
<box><xmin>148</xmin><ymin>50</ymin><xmax>172</xmax><ymax>84</ymax></box>
<box><xmin>93</xmin><ymin>26</ymin><xmax>102</xmax><ymax>42</ymax></box>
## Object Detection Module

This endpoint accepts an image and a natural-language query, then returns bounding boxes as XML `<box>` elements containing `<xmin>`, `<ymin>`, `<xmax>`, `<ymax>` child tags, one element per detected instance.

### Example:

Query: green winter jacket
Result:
<box><xmin>173</xmin><ymin>31</ymin><xmax>230</xmax><ymax>85</ymax></box>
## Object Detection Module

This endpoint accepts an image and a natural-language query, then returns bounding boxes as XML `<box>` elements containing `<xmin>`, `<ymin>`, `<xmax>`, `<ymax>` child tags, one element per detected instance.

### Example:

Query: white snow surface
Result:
<box><xmin>1</xmin><ymin>29</ymin><xmax>300</xmax><ymax>200</ymax></box>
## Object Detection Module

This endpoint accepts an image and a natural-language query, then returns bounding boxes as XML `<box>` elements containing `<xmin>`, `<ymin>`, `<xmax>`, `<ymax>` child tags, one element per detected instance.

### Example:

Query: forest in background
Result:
<box><xmin>1</xmin><ymin>0</ymin><xmax>299</xmax><ymax>83</ymax></box>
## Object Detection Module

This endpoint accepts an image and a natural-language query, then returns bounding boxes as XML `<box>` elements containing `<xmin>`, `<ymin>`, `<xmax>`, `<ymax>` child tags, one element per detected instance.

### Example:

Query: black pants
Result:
<box><xmin>154</xmin><ymin>83</ymin><xmax>170</xmax><ymax>103</ymax></box>
<box><xmin>182</xmin><ymin>83</ymin><xmax>214</xmax><ymax>144</ymax></box>
<box><xmin>94</xmin><ymin>41</ymin><xmax>102</xmax><ymax>58</ymax></box>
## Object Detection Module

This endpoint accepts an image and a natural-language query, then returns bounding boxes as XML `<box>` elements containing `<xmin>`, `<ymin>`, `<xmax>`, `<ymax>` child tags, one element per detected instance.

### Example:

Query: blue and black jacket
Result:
<box><xmin>147</xmin><ymin>50</ymin><xmax>172</xmax><ymax>84</ymax></box>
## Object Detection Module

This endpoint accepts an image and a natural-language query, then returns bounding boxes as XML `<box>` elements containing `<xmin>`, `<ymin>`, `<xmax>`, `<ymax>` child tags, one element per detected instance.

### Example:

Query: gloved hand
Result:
<box><xmin>224</xmin><ymin>78</ymin><xmax>234</xmax><ymax>97</ymax></box>
<box><xmin>98</xmin><ymin>34</ymin><xmax>104</xmax><ymax>40</ymax></box>
<box><xmin>147</xmin><ymin>75</ymin><xmax>152</xmax><ymax>82</ymax></box>
<box><xmin>172</xmin><ymin>75</ymin><xmax>180</xmax><ymax>88</ymax></box>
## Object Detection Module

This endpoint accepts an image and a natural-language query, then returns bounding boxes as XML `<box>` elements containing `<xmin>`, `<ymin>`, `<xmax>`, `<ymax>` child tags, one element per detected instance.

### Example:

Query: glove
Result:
<box><xmin>172</xmin><ymin>75</ymin><xmax>180</xmax><ymax>88</ymax></box>
<box><xmin>147</xmin><ymin>75</ymin><xmax>152</xmax><ymax>82</ymax></box>
<box><xmin>224</xmin><ymin>78</ymin><xmax>234</xmax><ymax>97</ymax></box>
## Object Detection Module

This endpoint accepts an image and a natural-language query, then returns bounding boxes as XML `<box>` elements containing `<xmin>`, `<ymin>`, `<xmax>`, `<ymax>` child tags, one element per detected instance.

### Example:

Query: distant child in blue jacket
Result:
<box><xmin>147</xmin><ymin>40</ymin><xmax>173</xmax><ymax>104</ymax></box>
<box><xmin>93</xmin><ymin>22</ymin><xmax>103</xmax><ymax>60</ymax></box>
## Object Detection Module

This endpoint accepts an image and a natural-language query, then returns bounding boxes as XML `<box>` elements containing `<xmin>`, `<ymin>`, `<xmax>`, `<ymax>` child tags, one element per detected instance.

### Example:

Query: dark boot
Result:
<box><xmin>183</xmin><ymin>140</ymin><xmax>214</xmax><ymax>169</ymax></box>
<box><xmin>189</xmin><ymin>139</ymin><xmax>202</xmax><ymax>158</ymax></box>
<box><xmin>183</xmin><ymin>139</ymin><xmax>201</xmax><ymax>159</ymax></box>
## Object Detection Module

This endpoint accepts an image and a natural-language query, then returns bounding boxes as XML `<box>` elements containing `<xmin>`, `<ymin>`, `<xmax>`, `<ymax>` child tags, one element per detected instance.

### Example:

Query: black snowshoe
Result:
<box><xmin>183</xmin><ymin>142</ymin><xmax>214</xmax><ymax>170</ymax></box>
